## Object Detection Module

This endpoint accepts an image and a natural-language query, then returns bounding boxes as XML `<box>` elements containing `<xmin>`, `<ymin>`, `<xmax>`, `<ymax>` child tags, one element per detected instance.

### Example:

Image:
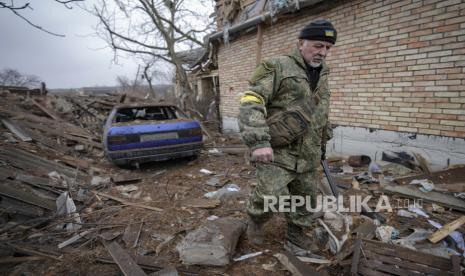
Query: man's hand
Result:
<box><xmin>251</xmin><ymin>147</ymin><xmax>274</xmax><ymax>163</ymax></box>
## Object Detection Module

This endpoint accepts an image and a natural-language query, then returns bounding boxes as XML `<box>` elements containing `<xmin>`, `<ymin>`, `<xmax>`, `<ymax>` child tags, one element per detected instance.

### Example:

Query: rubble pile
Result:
<box><xmin>0</xmin><ymin>90</ymin><xmax>464</xmax><ymax>275</ymax></box>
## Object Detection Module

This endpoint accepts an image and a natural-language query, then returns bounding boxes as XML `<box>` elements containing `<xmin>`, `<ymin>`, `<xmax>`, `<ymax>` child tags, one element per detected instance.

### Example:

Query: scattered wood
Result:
<box><xmin>112</xmin><ymin>173</ymin><xmax>143</xmax><ymax>184</ymax></box>
<box><xmin>0</xmin><ymin>180</ymin><xmax>55</xmax><ymax>210</ymax></box>
<box><xmin>0</xmin><ymin>146</ymin><xmax>85</xmax><ymax>179</ymax></box>
<box><xmin>99</xmin><ymin>229</ymin><xmax>124</xmax><ymax>241</ymax></box>
<box><xmin>296</xmin><ymin>256</ymin><xmax>331</xmax><ymax>264</ymax></box>
<box><xmin>383</xmin><ymin>184</ymin><xmax>465</xmax><ymax>212</ymax></box>
<box><xmin>333</xmin><ymin>220</ymin><xmax>376</xmax><ymax>266</ymax></box>
<box><xmin>413</xmin><ymin>152</ymin><xmax>431</xmax><ymax>175</ymax></box>
<box><xmin>0</xmin><ymin>195</ymin><xmax>46</xmax><ymax>217</ymax></box>
<box><xmin>428</xmin><ymin>216</ymin><xmax>465</xmax><ymax>243</ymax></box>
<box><xmin>94</xmin><ymin>191</ymin><xmax>163</xmax><ymax>212</ymax></box>
<box><xmin>16</xmin><ymin>173</ymin><xmax>64</xmax><ymax>189</ymax></box>
<box><xmin>395</xmin><ymin>166</ymin><xmax>465</xmax><ymax>186</ymax></box>
<box><xmin>0</xmin><ymin>256</ymin><xmax>45</xmax><ymax>264</ymax></box>
<box><xmin>350</xmin><ymin>239</ymin><xmax>460</xmax><ymax>276</ymax></box>
<box><xmin>1</xmin><ymin>118</ymin><xmax>32</xmax><ymax>142</ymax></box>
<box><xmin>31</xmin><ymin>99</ymin><xmax>61</xmax><ymax>121</ymax></box>
<box><xmin>350</xmin><ymin>239</ymin><xmax>362</xmax><ymax>275</ymax></box>
<box><xmin>351</xmin><ymin>220</ymin><xmax>377</xmax><ymax>239</ymax></box>
<box><xmin>102</xmin><ymin>240</ymin><xmax>147</xmax><ymax>276</ymax></box>
<box><xmin>13</xmin><ymin>122</ymin><xmax>72</xmax><ymax>154</ymax></box>
<box><xmin>96</xmin><ymin>255</ymin><xmax>200</xmax><ymax>275</ymax></box>
<box><xmin>149</xmin><ymin>267</ymin><xmax>178</xmax><ymax>276</ymax></box>
<box><xmin>6</xmin><ymin>243</ymin><xmax>62</xmax><ymax>261</ymax></box>
<box><xmin>0</xmin><ymin>166</ymin><xmax>16</xmax><ymax>180</ymax></box>
<box><xmin>177</xmin><ymin>217</ymin><xmax>246</xmax><ymax>266</ymax></box>
<box><xmin>273</xmin><ymin>251</ymin><xmax>327</xmax><ymax>276</ymax></box>
<box><xmin>18</xmin><ymin>120</ymin><xmax>102</xmax><ymax>149</ymax></box>
<box><xmin>123</xmin><ymin>221</ymin><xmax>144</xmax><ymax>248</ymax></box>
<box><xmin>58</xmin><ymin>230</ymin><xmax>92</xmax><ymax>249</ymax></box>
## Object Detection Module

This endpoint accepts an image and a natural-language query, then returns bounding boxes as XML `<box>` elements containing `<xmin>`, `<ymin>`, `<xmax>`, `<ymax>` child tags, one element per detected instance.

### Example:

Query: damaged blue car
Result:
<box><xmin>103</xmin><ymin>104</ymin><xmax>203</xmax><ymax>167</ymax></box>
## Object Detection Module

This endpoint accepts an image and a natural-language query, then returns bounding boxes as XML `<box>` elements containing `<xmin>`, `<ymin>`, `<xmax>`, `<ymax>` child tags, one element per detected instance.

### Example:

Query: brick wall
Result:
<box><xmin>217</xmin><ymin>0</ymin><xmax>465</xmax><ymax>138</ymax></box>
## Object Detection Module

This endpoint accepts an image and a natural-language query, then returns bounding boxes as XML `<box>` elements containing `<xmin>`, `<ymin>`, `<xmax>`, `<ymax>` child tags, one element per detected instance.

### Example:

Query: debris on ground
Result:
<box><xmin>0</xmin><ymin>91</ymin><xmax>464</xmax><ymax>275</ymax></box>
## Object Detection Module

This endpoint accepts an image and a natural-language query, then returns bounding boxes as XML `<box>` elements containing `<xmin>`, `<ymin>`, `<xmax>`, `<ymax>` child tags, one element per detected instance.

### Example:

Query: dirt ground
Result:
<box><xmin>4</xmin><ymin>149</ymin><xmax>333</xmax><ymax>275</ymax></box>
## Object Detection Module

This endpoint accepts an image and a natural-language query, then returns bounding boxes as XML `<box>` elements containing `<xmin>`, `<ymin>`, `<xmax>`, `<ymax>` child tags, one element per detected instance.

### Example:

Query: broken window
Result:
<box><xmin>114</xmin><ymin>106</ymin><xmax>184</xmax><ymax>123</ymax></box>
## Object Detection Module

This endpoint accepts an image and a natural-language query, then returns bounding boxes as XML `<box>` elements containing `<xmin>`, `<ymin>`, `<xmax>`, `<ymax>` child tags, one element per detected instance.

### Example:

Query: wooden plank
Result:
<box><xmin>16</xmin><ymin>173</ymin><xmax>65</xmax><ymax>189</ymax></box>
<box><xmin>6</xmin><ymin>243</ymin><xmax>62</xmax><ymax>261</ymax></box>
<box><xmin>352</xmin><ymin>220</ymin><xmax>377</xmax><ymax>239</ymax></box>
<box><xmin>358</xmin><ymin>265</ymin><xmax>392</xmax><ymax>276</ymax></box>
<box><xmin>360</xmin><ymin>259</ymin><xmax>412</xmax><ymax>276</ymax></box>
<box><xmin>350</xmin><ymin>239</ymin><xmax>362</xmax><ymax>275</ymax></box>
<box><xmin>395</xmin><ymin>166</ymin><xmax>465</xmax><ymax>186</ymax></box>
<box><xmin>1</xmin><ymin>118</ymin><xmax>32</xmax><ymax>142</ymax></box>
<box><xmin>0</xmin><ymin>256</ymin><xmax>45</xmax><ymax>264</ymax></box>
<box><xmin>333</xmin><ymin>220</ymin><xmax>376</xmax><ymax>265</ymax></box>
<box><xmin>0</xmin><ymin>166</ymin><xmax>16</xmax><ymax>180</ymax></box>
<box><xmin>31</xmin><ymin>99</ymin><xmax>61</xmax><ymax>121</ymax></box>
<box><xmin>123</xmin><ymin>222</ymin><xmax>143</xmax><ymax>248</ymax></box>
<box><xmin>363</xmin><ymin>250</ymin><xmax>451</xmax><ymax>275</ymax></box>
<box><xmin>96</xmin><ymin>255</ymin><xmax>201</xmax><ymax>275</ymax></box>
<box><xmin>383</xmin><ymin>184</ymin><xmax>465</xmax><ymax>212</ymax></box>
<box><xmin>18</xmin><ymin>119</ymin><xmax>101</xmax><ymax>147</ymax></box>
<box><xmin>362</xmin><ymin>239</ymin><xmax>453</xmax><ymax>271</ymax></box>
<box><xmin>451</xmin><ymin>255</ymin><xmax>462</xmax><ymax>276</ymax></box>
<box><xmin>111</xmin><ymin>173</ymin><xmax>143</xmax><ymax>184</ymax></box>
<box><xmin>102</xmin><ymin>241</ymin><xmax>147</xmax><ymax>276</ymax></box>
<box><xmin>0</xmin><ymin>195</ymin><xmax>45</xmax><ymax>217</ymax></box>
<box><xmin>0</xmin><ymin>146</ymin><xmax>86</xmax><ymax>179</ymax></box>
<box><xmin>428</xmin><ymin>216</ymin><xmax>465</xmax><ymax>243</ymax></box>
<box><xmin>273</xmin><ymin>251</ymin><xmax>327</xmax><ymax>276</ymax></box>
<box><xmin>95</xmin><ymin>191</ymin><xmax>163</xmax><ymax>212</ymax></box>
<box><xmin>0</xmin><ymin>181</ymin><xmax>55</xmax><ymax>210</ymax></box>
<box><xmin>58</xmin><ymin>230</ymin><xmax>92</xmax><ymax>249</ymax></box>
<box><xmin>17</xmin><ymin>124</ymin><xmax>72</xmax><ymax>154</ymax></box>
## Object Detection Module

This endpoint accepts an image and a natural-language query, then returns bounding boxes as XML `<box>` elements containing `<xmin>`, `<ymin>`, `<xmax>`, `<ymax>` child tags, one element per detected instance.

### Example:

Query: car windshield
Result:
<box><xmin>114</xmin><ymin>106</ymin><xmax>185</xmax><ymax>123</ymax></box>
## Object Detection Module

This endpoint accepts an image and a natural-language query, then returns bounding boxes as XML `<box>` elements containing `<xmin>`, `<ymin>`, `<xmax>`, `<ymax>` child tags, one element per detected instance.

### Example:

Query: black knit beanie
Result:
<box><xmin>298</xmin><ymin>19</ymin><xmax>337</xmax><ymax>44</ymax></box>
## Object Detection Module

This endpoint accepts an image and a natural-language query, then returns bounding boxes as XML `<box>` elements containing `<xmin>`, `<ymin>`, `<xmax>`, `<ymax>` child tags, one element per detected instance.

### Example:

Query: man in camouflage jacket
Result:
<box><xmin>239</xmin><ymin>19</ymin><xmax>336</xmax><ymax>252</ymax></box>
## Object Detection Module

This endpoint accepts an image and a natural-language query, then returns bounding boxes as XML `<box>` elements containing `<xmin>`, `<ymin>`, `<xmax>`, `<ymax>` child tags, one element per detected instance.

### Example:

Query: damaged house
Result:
<box><xmin>208</xmin><ymin>0</ymin><xmax>465</xmax><ymax>169</ymax></box>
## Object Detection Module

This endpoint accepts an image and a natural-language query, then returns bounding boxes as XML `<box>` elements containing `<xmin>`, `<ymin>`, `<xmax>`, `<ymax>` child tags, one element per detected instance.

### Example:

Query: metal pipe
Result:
<box><xmin>209</xmin><ymin>12</ymin><xmax>271</xmax><ymax>41</ymax></box>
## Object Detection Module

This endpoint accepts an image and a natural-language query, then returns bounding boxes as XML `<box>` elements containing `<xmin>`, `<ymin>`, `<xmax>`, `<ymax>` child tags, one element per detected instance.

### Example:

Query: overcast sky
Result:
<box><xmin>0</xmin><ymin>1</ymin><xmax>153</xmax><ymax>89</ymax></box>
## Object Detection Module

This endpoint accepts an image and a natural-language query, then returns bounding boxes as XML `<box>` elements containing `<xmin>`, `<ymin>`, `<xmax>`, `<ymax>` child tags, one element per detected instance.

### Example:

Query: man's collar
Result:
<box><xmin>289</xmin><ymin>48</ymin><xmax>329</xmax><ymax>74</ymax></box>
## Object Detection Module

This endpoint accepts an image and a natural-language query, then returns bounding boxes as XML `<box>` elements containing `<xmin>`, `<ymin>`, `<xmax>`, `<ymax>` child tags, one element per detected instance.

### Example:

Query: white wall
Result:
<box><xmin>328</xmin><ymin>126</ymin><xmax>465</xmax><ymax>171</ymax></box>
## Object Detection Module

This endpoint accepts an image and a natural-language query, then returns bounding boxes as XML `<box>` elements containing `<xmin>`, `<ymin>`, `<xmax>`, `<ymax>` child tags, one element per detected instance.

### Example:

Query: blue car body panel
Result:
<box><xmin>108</xmin><ymin>136</ymin><xmax>202</xmax><ymax>151</ymax></box>
<box><xmin>108</xmin><ymin>121</ymin><xmax>200</xmax><ymax>136</ymax></box>
<box><xmin>103</xmin><ymin>105</ymin><xmax>203</xmax><ymax>165</ymax></box>
<box><xmin>107</xmin><ymin>121</ymin><xmax>202</xmax><ymax>151</ymax></box>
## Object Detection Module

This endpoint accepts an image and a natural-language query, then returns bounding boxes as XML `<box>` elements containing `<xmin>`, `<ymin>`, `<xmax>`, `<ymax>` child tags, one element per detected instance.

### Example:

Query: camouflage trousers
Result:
<box><xmin>246</xmin><ymin>163</ymin><xmax>318</xmax><ymax>228</ymax></box>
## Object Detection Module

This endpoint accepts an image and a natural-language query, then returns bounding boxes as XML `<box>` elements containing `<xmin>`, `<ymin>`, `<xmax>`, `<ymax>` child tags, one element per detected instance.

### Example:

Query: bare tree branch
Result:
<box><xmin>89</xmin><ymin>0</ymin><xmax>214</xmax><ymax>110</ymax></box>
<box><xmin>0</xmin><ymin>0</ymin><xmax>83</xmax><ymax>37</ymax></box>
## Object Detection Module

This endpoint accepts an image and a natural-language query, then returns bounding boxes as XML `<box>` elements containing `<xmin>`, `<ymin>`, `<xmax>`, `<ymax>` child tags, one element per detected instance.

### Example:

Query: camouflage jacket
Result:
<box><xmin>239</xmin><ymin>49</ymin><xmax>333</xmax><ymax>173</ymax></box>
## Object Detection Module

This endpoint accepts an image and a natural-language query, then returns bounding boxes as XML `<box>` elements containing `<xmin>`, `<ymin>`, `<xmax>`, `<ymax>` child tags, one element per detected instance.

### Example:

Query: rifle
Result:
<box><xmin>321</xmin><ymin>159</ymin><xmax>338</xmax><ymax>197</ymax></box>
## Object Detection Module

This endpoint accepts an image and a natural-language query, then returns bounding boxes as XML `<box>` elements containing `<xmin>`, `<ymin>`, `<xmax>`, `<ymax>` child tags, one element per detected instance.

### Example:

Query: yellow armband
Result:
<box><xmin>240</xmin><ymin>91</ymin><xmax>265</xmax><ymax>105</ymax></box>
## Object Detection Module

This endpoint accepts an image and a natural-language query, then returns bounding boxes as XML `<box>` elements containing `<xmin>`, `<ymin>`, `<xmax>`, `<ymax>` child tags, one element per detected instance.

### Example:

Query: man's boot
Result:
<box><xmin>247</xmin><ymin>218</ymin><xmax>264</xmax><ymax>245</ymax></box>
<box><xmin>285</xmin><ymin>223</ymin><xmax>319</xmax><ymax>253</ymax></box>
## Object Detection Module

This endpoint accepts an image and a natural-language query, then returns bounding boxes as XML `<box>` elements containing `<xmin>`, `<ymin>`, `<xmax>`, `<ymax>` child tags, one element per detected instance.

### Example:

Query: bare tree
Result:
<box><xmin>0</xmin><ymin>0</ymin><xmax>84</xmax><ymax>36</ymax></box>
<box><xmin>141</xmin><ymin>59</ymin><xmax>174</xmax><ymax>100</ymax></box>
<box><xmin>90</xmin><ymin>0</ymin><xmax>214</xmax><ymax>110</ymax></box>
<box><xmin>0</xmin><ymin>68</ymin><xmax>42</xmax><ymax>87</ymax></box>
